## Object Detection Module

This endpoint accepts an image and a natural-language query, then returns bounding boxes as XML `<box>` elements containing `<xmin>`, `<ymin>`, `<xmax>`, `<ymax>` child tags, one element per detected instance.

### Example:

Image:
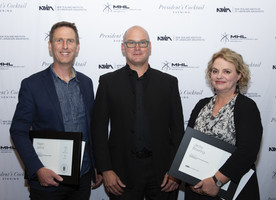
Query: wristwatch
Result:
<box><xmin>212</xmin><ymin>175</ymin><xmax>223</xmax><ymax>187</ymax></box>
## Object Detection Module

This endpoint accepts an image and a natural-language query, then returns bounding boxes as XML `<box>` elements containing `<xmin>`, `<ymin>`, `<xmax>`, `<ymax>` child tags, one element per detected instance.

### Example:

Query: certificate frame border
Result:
<box><xmin>168</xmin><ymin>127</ymin><xmax>237</xmax><ymax>200</ymax></box>
<box><xmin>30</xmin><ymin>131</ymin><xmax>82</xmax><ymax>185</ymax></box>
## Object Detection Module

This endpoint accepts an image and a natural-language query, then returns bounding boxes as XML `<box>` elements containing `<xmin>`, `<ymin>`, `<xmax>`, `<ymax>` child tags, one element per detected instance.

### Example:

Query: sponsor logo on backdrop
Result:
<box><xmin>216</xmin><ymin>6</ymin><xmax>264</xmax><ymax>13</ymax></box>
<box><xmin>220</xmin><ymin>33</ymin><xmax>257</xmax><ymax>43</ymax></box>
<box><xmin>41</xmin><ymin>61</ymin><xmax>87</xmax><ymax>68</ymax></box>
<box><xmin>271</xmin><ymin>118</ymin><xmax>276</xmax><ymax>123</ymax></box>
<box><xmin>0</xmin><ymin>171</ymin><xmax>24</xmax><ymax>181</ymax></box>
<box><xmin>44</xmin><ymin>32</ymin><xmax>50</xmax><ymax>41</ymax></box>
<box><xmin>273</xmin><ymin>65</ymin><xmax>276</xmax><ymax>70</ymax></box>
<box><xmin>103</xmin><ymin>3</ymin><xmax>141</xmax><ymax>13</ymax></box>
<box><xmin>42</xmin><ymin>61</ymin><xmax>52</xmax><ymax>67</ymax></box>
<box><xmin>0</xmin><ymin>62</ymin><xmax>25</xmax><ymax>70</ymax></box>
<box><xmin>272</xmin><ymin>170</ymin><xmax>276</xmax><ymax>180</ymax></box>
<box><xmin>0</xmin><ymin>2</ymin><xmax>27</xmax><ymax>12</ymax></box>
<box><xmin>248</xmin><ymin>62</ymin><xmax>261</xmax><ymax>68</ymax></box>
<box><xmin>74</xmin><ymin>61</ymin><xmax>87</xmax><ymax>67</ymax></box>
<box><xmin>114</xmin><ymin>64</ymin><xmax>125</xmax><ymax>69</ymax></box>
<box><xmin>98</xmin><ymin>63</ymin><xmax>124</xmax><ymax>70</ymax></box>
<box><xmin>158</xmin><ymin>4</ymin><xmax>205</xmax><ymax>14</ymax></box>
<box><xmin>99</xmin><ymin>33</ymin><xmax>123</xmax><ymax>43</ymax></box>
<box><xmin>216</xmin><ymin>7</ymin><xmax>231</xmax><ymax>12</ymax></box>
<box><xmin>245</xmin><ymin>92</ymin><xmax>261</xmax><ymax>98</ymax></box>
<box><xmin>179</xmin><ymin>89</ymin><xmax>203</xmax><ymax>99</ymax></box>
<box><xmin>39</xmin><ymin>4</ymin><xmax>54</xmax><ymax>11</ymax></box>
<box><xmin>39</xmin><ymin>4</ymin><xmax>87</xmax><ymax>12</ymax></box>
<box><xmin>0</xmin><ymin>35</ymin><xmax>29</xmax><ymax>41</ymax></box>
<box><xmin>99</xmin><ymin>63</ymin><xmax>114</xmax><ymax>70</ymax></box>
<box><xmin>233</xmin><ymin>7</ymin><xmax>264</xmax><ymax>13</ymax></box>
<box><xmin>157</xmin><ymin>35</ymin><xmax>205</xmax><ymax>42</ymax></box>
<box><xmin>161</xmin><ymin>61</ymin><xmax>199</xmax><ymax>71</ymax></box>
<box><xmin>269</xmin><ymin>147</ymin><xmax>276</xmax><ymax>152</ymax></box>
<box><xmin>0</xmin><ymin>145</ymin><xmax>15</xmax><ymax>153</ymax></box>
<box><xmin>0</xmin><ymin>89</ymin><xmax>18</xmax><ymax>99</ymax></box>
<box><xmin>0</xmin><ymin>119</ymin><xmax>12</xmax><ymax>126</ymax></box>
<box><xmin>268</xmin><ymin>198</ymin><xmax>276</xmax><ymax>200</ymax></box>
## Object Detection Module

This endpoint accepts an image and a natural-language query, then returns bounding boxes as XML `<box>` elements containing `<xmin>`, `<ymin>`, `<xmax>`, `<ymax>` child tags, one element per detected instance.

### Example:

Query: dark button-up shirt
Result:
<box><xmin>51</xmin><ymin>66</ymin><xmax>90</xmax><ymax>176</ymax></box>
<box><xmin>127</xmin><ymin>65</ymin><xmax>151</xmax><ymax>152</ymax></box>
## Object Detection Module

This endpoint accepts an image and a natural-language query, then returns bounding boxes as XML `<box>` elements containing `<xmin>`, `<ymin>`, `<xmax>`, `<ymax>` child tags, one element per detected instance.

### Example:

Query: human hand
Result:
<box><xmin>192</xmin><ymin>177</ymin><xmax>219</xmax><ymax>197</ymax></box>
<box><xmin>102</xmin><ymin>170</ymin><xmax>126</xmax><ymax>195</ymax></box>
<box><xmin>92</xmin><ymin>168</ymin><xmax>103</xmax><ymax>189</ymax></box>
<box><xmin>36</xmin><ymin>167</ymin><xmax>63</xmax><ymax>187</ymax></box>
<box><xmin>161</xmin><ymin>173</ymin><xmax>180</xmax><ymax>192</ymax></box>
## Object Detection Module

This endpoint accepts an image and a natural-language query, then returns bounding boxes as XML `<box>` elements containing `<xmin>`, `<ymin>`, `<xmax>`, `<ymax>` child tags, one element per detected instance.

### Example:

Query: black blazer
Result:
<box><xmin>186</xmin><ymin>94</ymin><xmax>262</xmax><ymax>199</ymax></box>
<box><xmin>92</xmin><ymin>65</ymin><xmax>184</xmax><ymax>186</ymax></box>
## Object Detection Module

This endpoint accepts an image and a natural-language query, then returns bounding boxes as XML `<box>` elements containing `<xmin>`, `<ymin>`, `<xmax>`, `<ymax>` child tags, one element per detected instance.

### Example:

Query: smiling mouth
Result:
<box><xmin>60</xmin><ymin>52</ymin><xmax>70</xmax><ymax>55</ymax></box>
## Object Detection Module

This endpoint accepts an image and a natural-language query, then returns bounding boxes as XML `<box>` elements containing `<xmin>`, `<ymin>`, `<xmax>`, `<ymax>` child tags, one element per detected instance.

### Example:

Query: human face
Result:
<box><xmin>211</xmin><ymin>57</ymin><xmax>241</xmax><ymax>95</ymax></box>
<box><xmin>48</xmin><ymin>26</ymin><xmax>79</xmax><ymax>67</ymax></box>
<box><xmin>121</xmin><ymin>26</ymin><xmax>151</xmax><ymax>67</ymax></box>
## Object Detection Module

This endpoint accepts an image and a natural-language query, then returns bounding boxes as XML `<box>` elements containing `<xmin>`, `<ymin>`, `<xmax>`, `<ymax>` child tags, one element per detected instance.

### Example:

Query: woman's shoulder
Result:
<box><xmin>197</xmin><ymin>96</ymin><xmax>213</xmax><ymax>106</ymax></box>
<box><xmin>236</xmin><ymin>93</ymin><xmax>258</xmax><ymax>107</ymax></box>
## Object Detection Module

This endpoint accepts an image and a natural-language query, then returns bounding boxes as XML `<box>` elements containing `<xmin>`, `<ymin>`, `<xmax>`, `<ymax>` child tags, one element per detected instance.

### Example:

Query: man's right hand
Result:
<box><xmin>102</xmin><ymin>170</ymin><xmax>126</xmax><ymax>196</ymax></box>
<box><xmin>36</xmin><ymin>167</ymin><xmax>63</xmax><ymax>187</ymax></box>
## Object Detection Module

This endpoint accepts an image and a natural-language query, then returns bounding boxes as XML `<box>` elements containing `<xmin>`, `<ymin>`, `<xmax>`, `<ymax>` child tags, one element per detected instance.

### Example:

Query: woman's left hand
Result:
<box><xmin>192</xmin><ymin>177</ymin><xmax>220</xmax><ymax>197</ymax></box>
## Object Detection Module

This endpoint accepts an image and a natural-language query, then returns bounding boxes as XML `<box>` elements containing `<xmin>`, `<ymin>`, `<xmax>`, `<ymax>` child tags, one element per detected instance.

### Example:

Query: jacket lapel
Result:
<box><xmin>42</xmin><ymin>67</ymin><xmax>64</xmax><ymax>127</ymax></box>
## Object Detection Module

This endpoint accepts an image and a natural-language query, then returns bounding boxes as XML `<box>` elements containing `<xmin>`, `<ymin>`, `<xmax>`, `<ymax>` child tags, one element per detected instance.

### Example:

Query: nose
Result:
<box><xmin>62</xmin><ymin>41</ymin><xmax>68</xmax><ymax>49</ymax></box>
<box><xmin>216</xmin><ymin>71</ymin><xmax>223</xmax><ymax>79</ymax></box>
<box><xmin>134</xmin><ymin>43</ymin><xmax>140</xmax><ymax>49</ymax></box>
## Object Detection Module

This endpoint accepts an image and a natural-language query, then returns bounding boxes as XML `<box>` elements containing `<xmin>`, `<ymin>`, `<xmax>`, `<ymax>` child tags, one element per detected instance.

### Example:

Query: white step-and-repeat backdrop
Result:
<box><xmin>1</xmin><ymin>0</ymin><xmax>275</xmax><ymax>199</ymax></box>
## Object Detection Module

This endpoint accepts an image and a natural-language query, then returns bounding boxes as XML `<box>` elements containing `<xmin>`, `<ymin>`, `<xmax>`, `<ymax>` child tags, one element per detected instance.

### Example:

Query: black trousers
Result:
<box><xmin>30</xmin><ymin>170</ymin><xmax>92</xmax><ymax>200</ymax></box>
<box><xmin>110</xmin><ymin>156</ymin><xmax>178</xmax><ymax>200</ymax></box>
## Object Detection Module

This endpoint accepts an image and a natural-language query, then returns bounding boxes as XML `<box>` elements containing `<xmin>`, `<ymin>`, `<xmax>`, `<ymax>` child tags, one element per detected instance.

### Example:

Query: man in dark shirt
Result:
<box><xmin>10</xmin><ymin>21</ymin><xmax>102</xmax><ymax>200</ymax></box>
<box><xmin>92</xmin><ymin>25</ymin><xmax>185</xmax><ymax>200</ymax></box>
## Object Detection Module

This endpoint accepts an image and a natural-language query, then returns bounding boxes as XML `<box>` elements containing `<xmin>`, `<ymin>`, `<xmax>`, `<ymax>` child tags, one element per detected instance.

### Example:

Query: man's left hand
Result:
<box><xmin>161</xmin><ymin>172</ymin><xmax>180</xmax><ymax>192</ymax></box>
<box><xmin>92</xmin><ymin>169</ymin><xmax>103</xmax><ymax>189</ymax></box>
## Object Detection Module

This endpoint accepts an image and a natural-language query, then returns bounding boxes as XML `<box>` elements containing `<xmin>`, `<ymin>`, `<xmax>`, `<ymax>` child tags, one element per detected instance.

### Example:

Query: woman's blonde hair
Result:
<box><xmin>206</xmin><ymin>48</ymin><xmax>250</xmax><ymax>93</ymax></box>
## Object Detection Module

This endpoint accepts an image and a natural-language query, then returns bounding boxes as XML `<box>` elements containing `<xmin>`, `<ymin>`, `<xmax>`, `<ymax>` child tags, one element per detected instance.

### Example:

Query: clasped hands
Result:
<box><xmin>102</xmin><ymin>170</ymin><xmax>180</xmax><ymax>196</ymax></box>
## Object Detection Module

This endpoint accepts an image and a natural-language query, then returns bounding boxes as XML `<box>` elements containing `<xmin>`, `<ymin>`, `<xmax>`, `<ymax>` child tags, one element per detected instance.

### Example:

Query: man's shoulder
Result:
<box><xmin>100</xmin><ymin>66</ymin><xmax>127</xmax><ymax>80</ymax></box>
<box><xmin>150</xmin><ymin>67</ymin><xmax>177</xmax><ymax>81</ymax></box>
<box><xmin>23</xmin><ymin>67</ymin><xmax>50</xmax><ymax>82</ymax></box>
<box><xmin>76</xmin><ymin>70</ymin><xmax>92</xmax><ymax>81</ymax></box>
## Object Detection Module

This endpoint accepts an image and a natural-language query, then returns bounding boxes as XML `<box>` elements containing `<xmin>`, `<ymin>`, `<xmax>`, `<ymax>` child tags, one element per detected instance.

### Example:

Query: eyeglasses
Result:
<box><xmin>124</xmin><ymin>40</ymin><xmax>150</xmax><ymax>48</ymax></box>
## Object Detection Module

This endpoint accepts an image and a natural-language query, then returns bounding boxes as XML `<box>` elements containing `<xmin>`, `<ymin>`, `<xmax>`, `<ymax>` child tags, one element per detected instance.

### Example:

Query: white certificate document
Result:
<box><xmin>33</xmin><ymin>138</ymin><xmax>73</xmax><ymax>176</ymax></box>
<box><xmin>169</xmin><ymin>127</ymin><xmax>239</xmax><ymax>199</ymax></box>
<box><xmin>178</xmin><ymin>137</ymin><xmax>232</xmax><ymax>190</ymax></box>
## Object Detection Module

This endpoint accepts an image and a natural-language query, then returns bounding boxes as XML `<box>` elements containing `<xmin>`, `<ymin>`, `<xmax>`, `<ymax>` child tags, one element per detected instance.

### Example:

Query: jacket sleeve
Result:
<box><xmin>92</xmin><ymin>75</ymin><xmax>113</xmax><ymax>173</ymax></box>
<box><xmin>10</xmin><ymin>78</ymin><xmax>44</xmax><ymax>179</ymax></box>
<box><xmin>169</xmin><ymin>77</ymin><xmax>185</xmax><ymax>164</ymax></box>
<box><xmin>219</xmin><ymin>96</ymin><xmax>263</xmax><ymax>183</ymax></box>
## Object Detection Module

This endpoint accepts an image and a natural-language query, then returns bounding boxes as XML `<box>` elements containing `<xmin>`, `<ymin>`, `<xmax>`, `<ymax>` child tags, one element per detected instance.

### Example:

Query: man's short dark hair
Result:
<box><xmin>49</xmin><ymin>21</ymin><xmax>79</xmax><ymax>44</ymax></box>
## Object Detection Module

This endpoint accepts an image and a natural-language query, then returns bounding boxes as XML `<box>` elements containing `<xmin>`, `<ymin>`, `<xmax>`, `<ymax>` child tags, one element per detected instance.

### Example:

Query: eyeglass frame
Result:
<box><xmin>124</xmin><ymin>40</ymin><xmax>150</xmax><ymax>48</ymax></box>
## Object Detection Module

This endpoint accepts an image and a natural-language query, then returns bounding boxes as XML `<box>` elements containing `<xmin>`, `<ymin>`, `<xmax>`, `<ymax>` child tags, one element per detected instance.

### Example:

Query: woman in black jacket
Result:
<box><xmin>185</xmin><ymin>48</ymin><xmax>262</xmax><ymax>200</ymax></box>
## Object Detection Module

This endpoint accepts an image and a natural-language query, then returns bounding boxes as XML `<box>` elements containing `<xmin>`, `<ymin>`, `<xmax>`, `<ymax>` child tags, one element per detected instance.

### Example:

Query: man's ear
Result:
<box><xmin>48</xmin><ymin>41</ymin><xmax>53</xmax><ymax>57</ymax></box>
<box><xmin>76</xmin><ymin>43</ymin><xmax>80</xmax><ymax>57</ymax></box>
<box><xmin>121</xmin><ymin>43</ymin><xmax>126</xmax><ymax>57</ymax></box>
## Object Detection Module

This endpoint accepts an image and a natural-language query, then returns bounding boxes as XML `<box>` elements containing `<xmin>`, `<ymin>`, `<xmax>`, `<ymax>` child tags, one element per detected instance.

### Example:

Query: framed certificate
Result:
<box><xmin>30</xmin><ymin>131</ymin><xmax>82</xmax><ymax>185</ymax></box>
<box><xmin>168</xmin><ymin>127</ymin><xmax>238</xmax><ymax>199</ymax></box>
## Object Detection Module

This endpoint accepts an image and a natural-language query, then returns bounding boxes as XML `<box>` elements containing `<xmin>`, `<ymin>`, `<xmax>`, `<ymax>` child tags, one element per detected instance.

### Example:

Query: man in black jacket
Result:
<box><xmin>92</xmin><ymin>25</ymin><xmax>184</xmax><ymax>200</ymax></box>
